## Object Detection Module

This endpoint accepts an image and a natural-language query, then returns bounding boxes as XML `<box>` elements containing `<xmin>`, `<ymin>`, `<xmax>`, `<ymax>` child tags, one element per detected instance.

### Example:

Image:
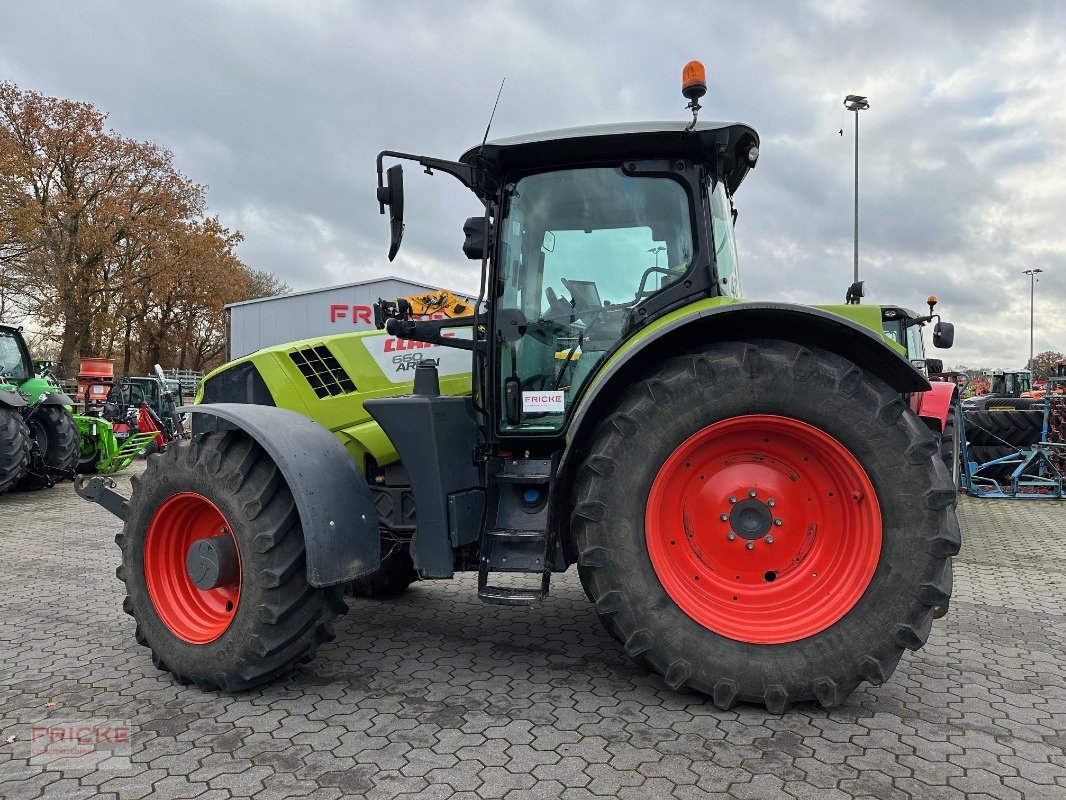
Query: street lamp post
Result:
<box><xmin>844</xmin><ymin>95</ymin><xmax>870</xmax><ymax>285</ymax></box>
<box><xmin>1023</xmin><ymin>268</ymin><xmax>1044</xmax><ymax>370</ymax></box>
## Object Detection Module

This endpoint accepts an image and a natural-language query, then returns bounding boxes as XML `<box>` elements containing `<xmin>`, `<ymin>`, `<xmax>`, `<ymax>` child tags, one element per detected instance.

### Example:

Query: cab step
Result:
<box><xmin>477</xmin><ymin>528</ymin><xmax>552</xmax><ymax>606</ymax></box>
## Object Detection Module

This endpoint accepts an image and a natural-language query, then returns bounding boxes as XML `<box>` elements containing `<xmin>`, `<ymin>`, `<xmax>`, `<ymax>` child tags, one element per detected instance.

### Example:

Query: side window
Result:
<box><xmin>906</xmin><ymin>324</ymin><xmax>925</xmax><ymax>361</ymax></box>
<box><xmin>710</xmin><ymin>182</ymin><xmax>740</xmax><ymax>296</ymax></box>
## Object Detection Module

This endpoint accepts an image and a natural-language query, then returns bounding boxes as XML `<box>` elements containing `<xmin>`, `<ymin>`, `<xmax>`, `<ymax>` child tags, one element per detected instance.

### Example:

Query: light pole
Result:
<box><xmin>844</xmin><ymin>95</ymin><xmax>869</xmax><ymax>284</ymax></box>
<box><xmin>1023</xmin><ymin>268</ymin><xmax>1044</xmax><ymax>370</ymax></box>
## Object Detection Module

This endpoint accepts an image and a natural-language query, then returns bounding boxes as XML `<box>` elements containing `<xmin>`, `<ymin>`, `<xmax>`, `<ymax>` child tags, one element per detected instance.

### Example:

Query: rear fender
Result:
<box><xmin>565</xmin><ymin>302</ymin><xmax>928</xmax><ymax>463</ymax></box>
<box><xmin>916</xmin><ymin>381</ymin><xmax>957</xmax><ymax>433</ymax></box>
<box><xmin>37</xmin><ymin>391</ymin><xmax>75</xmax><ymax>406</ymax></box>
<box><xmin>553</xmin><ymin>302</ymin><xmax>932</xmax><ymax>559</ymax></box>
<box><xmin>182</xmin><ymin>403</ymin><xmax>380</xmax><ymax>587</ymax></box>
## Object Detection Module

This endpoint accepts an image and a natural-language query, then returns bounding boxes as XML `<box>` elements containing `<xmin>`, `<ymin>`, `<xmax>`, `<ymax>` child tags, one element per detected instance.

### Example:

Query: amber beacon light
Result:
<box><xmin>682</xmin><ymin>60</ymin><xmax>707</xmax><ymax>100</ymax></box>
<box><xmin>682</xmin><ymin>61</ymin><xmax>707</xmax><ymax>129</ymax></box>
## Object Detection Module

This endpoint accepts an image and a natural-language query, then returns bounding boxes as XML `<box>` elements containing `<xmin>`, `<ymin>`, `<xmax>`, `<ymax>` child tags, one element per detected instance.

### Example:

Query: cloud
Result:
<box><xmin>2</xmin><ymin>0</ymin><xmax>1064</xmax><ymax>367</ymax></box>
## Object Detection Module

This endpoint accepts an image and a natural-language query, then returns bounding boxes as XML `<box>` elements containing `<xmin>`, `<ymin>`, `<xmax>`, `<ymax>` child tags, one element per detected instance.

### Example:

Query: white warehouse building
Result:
<box><xmin>225</xmin><ymin>276</ymin><xmax>471</xmax><ymax>359</ymax></box>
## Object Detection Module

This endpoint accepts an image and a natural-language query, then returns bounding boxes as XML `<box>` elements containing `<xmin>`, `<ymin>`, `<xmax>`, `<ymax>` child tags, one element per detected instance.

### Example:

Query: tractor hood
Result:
<box><xmin>460</xmin><ymin>121</ymin><xmax>759</xmax><ymax>199</ymax></box>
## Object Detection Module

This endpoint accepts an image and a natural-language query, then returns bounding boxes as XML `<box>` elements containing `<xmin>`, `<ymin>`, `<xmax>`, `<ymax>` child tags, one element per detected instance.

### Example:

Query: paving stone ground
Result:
<box><xmin>1</xmin><ymin>463</ymin><xmax>1064</xmax><ymax>799</ymax></box>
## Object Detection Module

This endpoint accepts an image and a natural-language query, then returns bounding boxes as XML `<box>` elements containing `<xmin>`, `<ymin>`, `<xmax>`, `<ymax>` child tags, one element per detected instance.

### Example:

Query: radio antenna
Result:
<box><xmin>479</xmin><ymin>78</ymin><xmax>506</xmax><ymax>152</ymax></box>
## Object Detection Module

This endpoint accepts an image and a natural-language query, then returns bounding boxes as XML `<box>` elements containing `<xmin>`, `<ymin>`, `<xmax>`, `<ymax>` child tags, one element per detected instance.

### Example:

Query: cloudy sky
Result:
<box><xmin>2</xmin><ymin>0</ymin><xmax>1064</xmax><ymax>367</ymax></box>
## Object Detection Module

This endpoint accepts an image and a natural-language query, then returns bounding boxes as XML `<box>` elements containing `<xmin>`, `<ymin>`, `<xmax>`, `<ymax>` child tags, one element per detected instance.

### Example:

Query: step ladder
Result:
<box><xmin>477</xmin><ymin>460</ymin><xmax>555</xmax><ymax>606</ymax></box>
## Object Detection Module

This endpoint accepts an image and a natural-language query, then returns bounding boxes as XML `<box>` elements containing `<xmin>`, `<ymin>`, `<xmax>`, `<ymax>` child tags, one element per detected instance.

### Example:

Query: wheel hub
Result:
<box><xmin>186</xmin><ymin>533</ymin><xmax>240</xmax><ymax>590</ymax></box>
<box><xmin>728</xmin><ymin>497</ymin><xmax>773</xmax><ymax>540</ymax></box>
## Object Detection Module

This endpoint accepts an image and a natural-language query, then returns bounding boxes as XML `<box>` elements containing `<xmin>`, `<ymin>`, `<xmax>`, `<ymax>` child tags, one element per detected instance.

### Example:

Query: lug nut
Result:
<box><xmin>745</xmin><ymin>541</ymin><xmax>755</xmax><ymax>550</ymax></box>
<box><xmin>720</xmin><ymin>513</ymin><xmax>728</xmax><ymax>522</ymax></box>
<box><xmin>774</xmin><ymin>518</ymin><xmax>783</xmax><ymax>527</ymax></box>
<box><xmin>748</xmin><ymin>489</ymin><xmax>757</xmax><ymax>498</ymax></box>
<box><xmin>727</xmin><ymin>532</ymin><xmax>736</xmax><ymax>541</ymax></box>
<box><xmin>767</xmin><ymin>499</ymin><xmax>776</xmax><ymax>507</ymax></box>
<box><xmin>765</xmin><ymin>535</ymin><xmax>774</xmax><ymax>544</ymax></box>
<box><xmin>728</xmin><ymin>496</ymin><xmax>737</xmax><ymax>504</ymax></box>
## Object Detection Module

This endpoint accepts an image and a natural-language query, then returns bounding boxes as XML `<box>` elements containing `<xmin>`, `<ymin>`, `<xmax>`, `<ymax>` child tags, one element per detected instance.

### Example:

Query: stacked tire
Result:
<box><xmin>963</xmin><ymin>408</ymin><xmax>1043</xmax><ymax>482</ymax></box>
<box><xmin>963</xmin><ymin>409</ymin><xmax>1043</xmax><ymax>447</ymax></box>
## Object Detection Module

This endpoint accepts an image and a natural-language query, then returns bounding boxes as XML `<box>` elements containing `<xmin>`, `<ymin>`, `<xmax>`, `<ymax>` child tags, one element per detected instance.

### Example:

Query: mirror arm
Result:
<box><xmin>376</xmin><ymin>150</ymin><xmax>476</xmax><ymax>212</ymax></box>
<box><xmin>384</xmin><ymin>315</ymin><xmax>487</xmax><ymax>355</ymax></box>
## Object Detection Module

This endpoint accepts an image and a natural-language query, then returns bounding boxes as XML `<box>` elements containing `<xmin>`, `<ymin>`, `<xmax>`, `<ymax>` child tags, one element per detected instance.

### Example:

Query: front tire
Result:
<box><xmin>572</xmin><ymin>340</ymin><xmax>959</xmax><ymax>712</ymax></box>
<box><xmin>117</xmin><ymin>431</ymin><xmax>347</xmax><ymax>691</ymax></box>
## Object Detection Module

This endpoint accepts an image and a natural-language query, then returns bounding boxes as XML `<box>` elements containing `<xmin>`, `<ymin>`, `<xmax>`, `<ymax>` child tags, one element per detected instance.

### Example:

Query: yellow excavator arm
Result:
<box><xmin>373</xmin><ymin>289</ymin><xmax>474</xmax><ymax>329</ymax></box>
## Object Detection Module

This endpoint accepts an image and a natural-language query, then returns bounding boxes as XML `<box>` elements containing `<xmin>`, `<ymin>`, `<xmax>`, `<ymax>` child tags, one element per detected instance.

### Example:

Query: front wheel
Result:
<box><xmin>117</xmin><ymin>431</ymin><xmax>347</xmax><ymax>691</ymax></box>
<box><xmin>572</xmin><ymin>340</ymin><xmax>959</xmax><ymax>712</ymax></box>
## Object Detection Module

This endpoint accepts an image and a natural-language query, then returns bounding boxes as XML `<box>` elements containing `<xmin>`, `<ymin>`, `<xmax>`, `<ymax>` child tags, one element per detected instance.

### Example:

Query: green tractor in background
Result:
<box><xmin>0</xmin><ymin>323</ymin><xmax>157</xmax><ymax>495</ymax></box>
<box><xmin>78</xmin><ymin>62</ymin><xmax>961</xmax><ymax>712</ymax></box>
<box><xmin>75</xmin><ymin>367</ymin><xmax>185</xmax><ymax>474</ymax></box>
<box><xmin>0</xmin><ymin>323</ymin><xmax>79</xmax><ymax>494</ymax></box>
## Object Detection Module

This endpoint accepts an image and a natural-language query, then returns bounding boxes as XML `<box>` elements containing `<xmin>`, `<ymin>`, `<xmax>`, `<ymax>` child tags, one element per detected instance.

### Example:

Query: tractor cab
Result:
<box><xmin>375</xmin><ymin>117</ymin><xmax>759</xmax><ymax>439</ymax></box>
<box><xmin>474</xmin><ymin>124</ymin><xmax>754</xmax><ymax>432</ymax></box>
<box><xmin>879</xmin><ymin>297</ymin><xmax>954</xmax><ymax>376</ymax></box>
<box><xmin>0</xmin><ymin>324</ymin><xmax>34</xmax><ymax>388</ymax></box>
<box><xmin>991</xmin><ymin>370</ymin><xmax>1031</xmax><ymax>397</ymax></box>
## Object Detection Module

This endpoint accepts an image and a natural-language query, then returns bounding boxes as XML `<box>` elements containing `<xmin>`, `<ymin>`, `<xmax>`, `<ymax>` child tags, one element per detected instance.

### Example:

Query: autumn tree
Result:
<box><xmin>1028</xmin><ymin>350</ymin><xmax>1066</xmax><ymax>381</ymax></box>
<box><xmin>0</xmin><ymin>82</ymin><xmax>285</xmax><ymax>376</ymax></box>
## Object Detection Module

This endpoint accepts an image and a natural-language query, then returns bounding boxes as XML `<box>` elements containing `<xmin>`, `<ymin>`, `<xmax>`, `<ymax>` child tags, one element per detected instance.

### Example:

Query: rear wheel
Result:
<box><xmin>117</xmin><ymin>431</ymin><xmax>347</xmax><ymax>691</ymax></box>
<box><xmin>0</xmin><ymin>407</ymin><xmax>31</xmax><ymax>495</ymax></box>
<box><xmin>18</xmin><ymin>405</ymin><xmax>78</xmax><ymax>489</ymax></box>
<box><xmin>572</xmin><ymin>340</ymin><xmax>959</xmax><ymax>712</ymax></box>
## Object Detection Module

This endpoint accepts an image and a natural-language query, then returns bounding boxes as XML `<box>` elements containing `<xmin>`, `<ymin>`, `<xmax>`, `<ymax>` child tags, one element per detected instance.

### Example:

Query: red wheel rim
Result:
<box><xmin>645</xmin><ymin>415</ymin><xmax>881</xmax><ymax>644</ymax></box>
<box><xmin>144</xmin><ymin>492</ymin><xmax>241</xmax><ymax>644</ymax></box>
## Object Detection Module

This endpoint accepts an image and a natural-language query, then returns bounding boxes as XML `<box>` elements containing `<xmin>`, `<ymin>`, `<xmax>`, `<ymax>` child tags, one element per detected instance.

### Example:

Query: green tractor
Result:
<box><xmin>0</xmin><ymin>323</ymin><xmax>79</xmax><ymax>494</ymax></box>
<box><xmin>78</xmin><ymin>63</ymin><xmax>960</xmax><ymax>712</ymax></box>
<box><xmin>75</xmin><ymin>367</ymin><xmax>185</xmax><ymax>474</ymax></box>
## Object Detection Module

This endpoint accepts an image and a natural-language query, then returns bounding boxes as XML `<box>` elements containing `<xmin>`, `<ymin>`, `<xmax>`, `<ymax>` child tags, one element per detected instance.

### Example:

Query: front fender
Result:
<box><xmin>916</xmin><ymin>381</ymin><xmax>957</xmax><ymax>432</ymax></box>
<box><xmin>181</xmin><ymin>403</ymin><xmax>380</xmax><ymax>587</ymax></box>
<box><xmin>0</xmin><ymin>390</ymin><xmax>27</xmax><ymax>408</ymax></box>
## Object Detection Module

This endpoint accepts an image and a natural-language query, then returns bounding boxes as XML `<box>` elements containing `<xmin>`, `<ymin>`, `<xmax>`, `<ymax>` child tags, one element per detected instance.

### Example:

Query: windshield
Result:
<box><xmin>496</xmin><ymin>166</ymin><xmax>695</xmax><ymax>432</ymax></box>
<box><xmin>0</xmin><ymin>330</ymin><xmax>29</xmax><ymax>381</ymax></box>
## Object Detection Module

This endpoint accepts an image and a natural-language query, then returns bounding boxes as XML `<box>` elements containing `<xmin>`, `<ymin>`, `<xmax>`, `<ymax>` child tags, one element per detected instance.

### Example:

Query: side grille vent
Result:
<box><xmin>289</xmin><ymin>345</ymin><xmax>357</xmax><ymax>398</ymax></box>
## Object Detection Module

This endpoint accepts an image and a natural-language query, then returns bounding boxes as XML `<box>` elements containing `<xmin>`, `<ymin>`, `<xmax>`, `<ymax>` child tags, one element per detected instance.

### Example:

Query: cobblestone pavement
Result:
<box><xmin>1</xmin><ymin>464</ymin><xmax>1064</xmax><ymax>800</ymax></box>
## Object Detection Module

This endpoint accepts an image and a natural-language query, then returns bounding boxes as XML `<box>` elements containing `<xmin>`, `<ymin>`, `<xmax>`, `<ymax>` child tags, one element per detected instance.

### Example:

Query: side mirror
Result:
<box><xmin>933</xmin><ymin>321</ymin><xmax>954</xmax><ymax>349</ymax></box>
<box><xmin>462</xmin><ymin>216</ymin><xmax>493</xmax><ymax>260</ymax></box>
<box><xmin>845</xmin><ymin>280</ymin><xmax>865</xmax><ymax>305</ymax></box>
<box><xmin>376</xmin><ymin>164</ymin><xmax>405</xmax><ymax>261</ymax></box>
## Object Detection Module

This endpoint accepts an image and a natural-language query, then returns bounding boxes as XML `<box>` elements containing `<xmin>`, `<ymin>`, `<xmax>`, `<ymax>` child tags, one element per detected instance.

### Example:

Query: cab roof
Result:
<box><xmin>460</xmin><ymin>121</ymin><xmax>759</xmax><ymax>196</ymax></box>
